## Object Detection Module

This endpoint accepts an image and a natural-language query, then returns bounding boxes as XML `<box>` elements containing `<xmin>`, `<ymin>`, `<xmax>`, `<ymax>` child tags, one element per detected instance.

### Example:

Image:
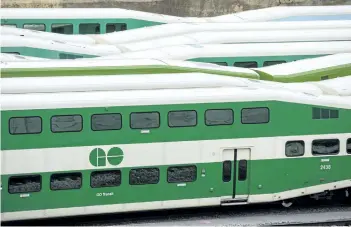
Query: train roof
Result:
<box><xmin>119</xmin><ymin>29</ymin><xmax>351</xmax><ymax>52</ymax></box>
<box><xmin>99</xmin><ymin>41</ymin><xmax>351</xmax><ymax>60</ymax></box>
<box><xmin>2</xmin><ymin>83</ymin><xmax>351</xmax><ymax>112</ymax></box>
<box><xmin>0</xmin><ymin>53</ymin><xmax>49</xmax><ymax>62</ymax></box>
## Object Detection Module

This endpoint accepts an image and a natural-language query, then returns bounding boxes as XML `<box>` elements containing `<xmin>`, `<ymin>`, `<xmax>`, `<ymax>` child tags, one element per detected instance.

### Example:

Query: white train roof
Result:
<box><xmin>2</xmin><ymin>84</ymin><xmax>350</xmax><ymax>112</ymax></box>
<box><xmin>255</xmin><ymin>53</ymin><xmax>351</xmax><ymax>76</ymax></box>
<box><xmin>99</xmin><ymin>41</ymin><xmax>351</xmax><ymax>60</ymax></box>
<box><xmin>310</xmin><ymin>76</ymin><xmax>351</xmax><ymax>96</ymax></box>
<box><xmin>0</xmin><ymin>53</ymin><xmax>49</xmax><ymax>62</ymax></box>
<box><xmin>119</xmin><ymin>29</ymin><xmax>351</xmax><ymax>51</ymax></box>
<box><xmin>1</xmin><ymin>35</ymin><xmax>123</xmax><ymax>56</ymax></box>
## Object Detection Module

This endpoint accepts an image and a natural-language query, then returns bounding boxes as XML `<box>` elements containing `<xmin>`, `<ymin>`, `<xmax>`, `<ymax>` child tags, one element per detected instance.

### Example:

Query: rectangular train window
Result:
<box><xmin>130</xmin><ymin>112</ymin><xmax>160</xmax><ymax>129</ymax></box>
<box><xmin>222</xmin><ymin>161</ymin><xmax>232</xmax><ymax>182</ymax></box>
<box><xmin>234</xmin><ymin>61</ymin><xmax>258</xmax><ymax>68</ymax></box>
<box><xmin>91</xmin><ymin>170</ymin><xmax>121</xmax><ymax>188</ymax></box>
<box><xmin>51</xmin><ymin>172</ymin><xmax>82</xmax><ymax>190</ymax></box>
<box><xmin>285</xmin><ymin>141</ymin><xmax>305</xmax><ymax>157</ymax></box>
<box><xmin>23</xmin><ymin>24</ymin><xmax>46</xmax><ymax>31</ymax></box>
<box><xmin>211</xmin><ymin>62</ymin><xmax>228</xmax><ymax>66</ymax></box>
<box><xmin>51</xmin><ymin>115</ymin><xmax>83</xmax><ymax>133</ymax></box>
<box><xmin>330</xmin><ymin>110</ymin><xmax>339</xmax><ymax>119</ymax></box>
<box><xmin>2</xmin><ymin>24</ymin><xmax>17</xmax><ymax>28</ymax></box>
<box><xmin>79</xmin><ymin>23</ymin><xmax>100</xmax><ymax>34</ymax></box>
<box><xmin>129</xmin><ymin>168</ymin><xmax>160</xmax><ymax>185</ymax></box>
<box><xmin>238</xmin><ymin>160</ymin><xmax>247</xmax><ymax>181</ymax></box>
<box><xmin>205</xmin><ymin>109</ymin><xmax>234</xmax><ymax>126</ymax></box>
<box><xmin>347</xmin><ymin>139</ymin><xmax>351</xmax><ymax>154</ymax></box>
<box><xmin>59</xmin><ymin>53</ymin><xmax>84</xmax><ymax>59</ymax></box>
<box><xmin>263</xmin><ymin>60</ymin><xmax>286</xmax><ymax>67</ymax></box>
<box><xmin>241</xmin><ymin>107</ymin><xmax>269</xmax><ymax>124</ymax></box>
<box><xmin>51</xmin><ymin>23</ymin><xmax>73</xmax><ymax>34</ymax></box>
<box><xmin>312</xmin><ymin>108</ymin><xmax>339</xmax><ymax>119</ymax></box>
<box><xmin>167</xmin><ymin>165</ymin><xmax>197</xmax><ymax>183</ymax></box>
<box><xmin>106</xmin><ymin>23</ymin><xmax>127</xmax><ymax>33</ymax></box>
<box><xmin>168</xmin><ymin>110</ymin><xmax>197</xmax><ymax>128</ymax></box>
<box><xmin>9</xmin><ymin>116</ymin><xmax>42</xmax><ymax>135</ymax></box>
<box><xmin>8</xmin><ymin>175</ymin><xmax>41</xmax><ymax>194</ymax></box>
<box><xmin>91</xmin><ymin>113</ymin><xmax>122</xmax><ymax>131</ymax></box>
<box><xmin>312</xmin><ymin>139</ymin><xmax>340</xmax><ymax>156</ymax></box>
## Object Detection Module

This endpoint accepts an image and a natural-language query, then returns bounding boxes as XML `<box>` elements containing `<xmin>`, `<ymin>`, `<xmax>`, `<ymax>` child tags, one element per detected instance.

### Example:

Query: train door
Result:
<box><xmin>221</xmin><ymin>148</ymin><xmax>251</xmax><ymax>204</ymax></box>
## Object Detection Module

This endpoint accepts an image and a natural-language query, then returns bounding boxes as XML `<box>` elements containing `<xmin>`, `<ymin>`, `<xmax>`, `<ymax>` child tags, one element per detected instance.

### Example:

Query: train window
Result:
<box><xmin>2</xmin><ymin>24</ymin><xmax>17</xmax><ymax>28</ymax></box>
<box><xmin>321</xmin><ymin>75</ymin><xmax>329</xmax><ymax>80</ymax></box>
<box><xmin>312</xmin><ymin>107</ymin><xmax>321</xmax><ymax>119</ymax></box>
<box><xmin>234</xmin><ymin>61</ymin><xmax>258</xmax><ymax>68</ymax></box>
<box><xmin>8</xmin><ymin>175</ymin><xmax>41</xmax><ymax>194</ymax></box>
<box><xmin>79</xmin><ymin>23</ymin><xmax>100</xmax><ymax>34</ymax></box>
<box><xmin>168</xmin><ymin>110</ymin><xmax>197</xmax><ymax>128</ymax></box>
<box><xmin>51</xmin><ymin>23</ymin><xmax>73</xmax><ymax>34</ymax></box>
<box><xmin>238</xmin><ymin>160</ymin><xmax>248</xmax><ymax>181</ymax></box>
<box><xmin>167</xmin><ymin>165</ymin><xmax>197</xmax><ymax>183</ymax></box>
<box><xmin>130</xmin><ymin>112</ymin><xmax>160</xmax><ymax>129</ymax></box>
<box><xmin>313</xmin><ymin>108</ymin><xmax>339</xmax><ymax>119</ymax></box>
<box><xmin>91</xmin><ymin>113</ymin><xmax>122</xmax><ymax>131</ymax></box>
<box><xmin>211</xmin><ymin>62</ymin><xmax>228</xmax><ymax>66</ymax></box>
<box><xmin>285</xmin><ymin>141</ymin><xmax>305</xmax><ymax>157</ymax></box>
<box><xmin>321</xmin><ymin>109</ymin><xmax>330</xmax><ymax>119</ymax></box>
<box><xmin>3</xmin><ymin>52</ymin><xmax>20</xmax><ymax>55</ymax></box>
<box><xmin>241</xmin><ymin>107</ymin><xmax>269</xmax><ymax>124</ymax></box>
<box><xmin>312</xmin><ymin>139</ymin><xmax>340</xmax><ymax>156</ymax></box>
<box><xmin>50</xmin><ymin>172</ymin><xmax>82</xmax><ymax>190</ymax></box>
<box><xmin>106</xmin><ymin>23</ymin><xmax>127</xmax><ymax>33</ymax></box>
<box><xmin>9</xmin><ymin>116</ymin><xmax>42</xmax><ymax>135</ymax></box>
<box><xmin>129</xmin><ymin>168</ymin><xmax>160</xmax><ymax>185</ymax></box>
<box><xmin>347</xmin><ymin>139</ymin><xmax>351</xmax><ymax>154</ymax></box>
<box><xmin>23</xmin><ymin>24</ymin><xmax>46</xmax><ymax>31</ymax></box>
<box><xmin>263</xmin><ymin>60</ymin><xmax>286</xmax><ymax>67</ymax></box>
<box><xmin>59</xmin><ymin>53</ymin><xmax>84</xmax><ymax>59</ymax></box>
<box><xmin>222</xmin><ymin>161</ymin><xmax>232</xmax><ymax>182</ymax></box>
<box><xmin>91</xmin><ymin>170</ymin><xmax>121</xmax><ymax>188</ymax></box>
<box><xmin>330</xmin><ymin>110</ymin><xmax>339</xmax><ymax>119</ymax></box>
<box><xmin>51</xmin><ymin>115</ymin><xmax>83</xmax><ymax>133</ymax></box>
<box><xmin>205</xmin><ymin>109</ymin><xmax>234</xmax><ymax>126</ymax></box>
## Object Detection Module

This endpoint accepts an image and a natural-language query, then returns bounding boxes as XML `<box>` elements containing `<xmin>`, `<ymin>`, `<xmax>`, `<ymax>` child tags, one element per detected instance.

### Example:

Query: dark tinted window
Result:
<box><xmin>167</xmin><ymin>166</ymin><xmax>197</xmax><ymax>183</ymax></box>
<box><xmin>321</xmin><ymin>75</ymin><xmax>329</xmax><ymax>80</ymax></box>
<box><xmin>50</xmin><ymin>172</ymin><xmax>82</xmax><ymax>190</ymax></box>
<box><xmin>263</xmin><ymin>60</ymin><xmax>286</xmax><ymax>67</ymax></box>
<box><xmin>313</xmin><ymin>108</ymin><xmax>339</xmax><ymax>120</ymax></box>
<box><xmin>129</xmin><ymin>168</ymin><xmax>159</xmax><ymax>185</ymax></box>
<box><xmin>130</xmin><ymin>112</ymin><xmax>160</xmax><ymax>129</ymax></box>
<box><xmin>9</xmin><ymin>117</ymin><xmax>42</xmax><ymax>135</ymax></box>
<box><xmin>347</xmin><ymin>139</ymin><xmax>351</xmax><ymax>154</ymax></box>
<box><xmin>91</xmin><ymin>113</ymin><xmax>122</xmax><ymax>131</ymax></box>
<box><xmin>312</xmin><ymin>139</ymin><xmax>340</xmax><ymax>155</ymax></box>
<box><xmin>285</xmin><ymin>141</ymin><xmax>305</xmax><ymax>157</ymax></box>
<box><xmin>321</xmin><ymin>109</ymin><xmax>330</xmax><ymax>119</ymax></box>
<box><xmin>313</xmin><ymin>107</ymin><xmax>321</xmax><ymax>119</ymax></box>
<box><xmin>51</xmin><ymin>115</ymin><xmax>83</xmax><ymax>133</ymax></box>
<box><xmin>8</xmin><ymin>175</ymin><xmax>41</xmax><ymax>194</ymax></box>
<box><xmin>238</xmin><ymin>160</ymin><xmax>247</xmax><ymax>181</ymax></box>
<box><xmin>23</xmin><ymin>24</ymin><xmax>45</xmax><ymax>31</ymax></box>
<box><xmin>91</xmin><ymin>170</ymin><xmax>121</xmax><ymax>188</ymax></box>
<box><xmin>222</xmin><ymin>161</ymin><xmax>232</xmax><ymax>182</ymax></box>
<box><xmin>79</xmin><ymin>23</ymin><xmax>100</xmax><ymax>34</ymax></box>
<box><xmin>211</xmin><ymin>62</ymin><xmax>228</xmax><ymax>66</ymax></box>
<box><xmin>106</xmin><ymin>23</ymin><xmax>127</xmax><ymax>33</ymax></box>
<box><xmin>51</xmin><ymin>23</ymin><xmax>73</xmax><ymax>34</ymax></box>
<box><xmin>168</xmin><ymin>110</ymin><xmax>197</xmax><ymax>127</ymax></box>
<box><xmin>205</xmin><ymin>109</ymin><xmax>233</xmax><ymax>126</ymax></box>
<box><xmin>234</xmin><ymin>61</ymin><xmax>258</xmax><ymax>68</ymax></box>
<box><xmin>330</xmin><ymin>110</ymin><xmax>339</xmax><ymax>119</ymax></box>
<box><xmin>241</xmin><ymin>107</ymin><xmax>269</xmax><ymax>124</ymax></box>
<box><xmin>59</xmin><ymin>53</ymin><xmax>83</xmax><ymax>59</ymax></box>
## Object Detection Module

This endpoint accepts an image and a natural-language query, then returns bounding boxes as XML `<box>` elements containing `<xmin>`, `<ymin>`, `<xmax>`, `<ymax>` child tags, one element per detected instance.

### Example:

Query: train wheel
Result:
<box><xmin>282</xmin><ymin>199</ymin><xmax>294</xmax><ymax>208</ymax></box>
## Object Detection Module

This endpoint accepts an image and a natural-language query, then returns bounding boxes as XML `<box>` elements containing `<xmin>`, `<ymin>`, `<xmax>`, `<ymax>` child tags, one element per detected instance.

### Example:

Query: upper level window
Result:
<box><xmin>59</xmin><ymin>53</ymin><xmax>83</xmax><ymax>59</ymax></box>
<box><xmin>234</xmin><ymin>61</ymin><xmax>258</xmax><ymax>68</ymax></box>
<box><xmin>51</xmin><ymin>115</ymin><xmax>83</xmax><ymax>133</ymax></box>
<box><xmin>347</xmin><ymin>139</ymin><xmax>351</xmax><ymax>154</ymax></box>
<box><xmin>106</xmin><ymin>23</ymin><xmax>127</xmax><ymax>33</ymax></box>
<box><xmin>263</xmin><ymin>60</ymin><xmax>286</xmax><ymax>67</ymax></box>
<box><xmin>50</xmin><ymin>172</ymin><xmax>82</xmax><ymax>190</ymax></box>
<box><xmin>130</xmin><ymin>112</ymin><xmax>160</xmax><ymax>129</ymax></box>
<box><xmin>205</xmin><ymin>109</ymin><xmax>233</xmax><ymax>126</ymax></box>
<box><xmin>211</xmin><ymin>62</ymin><xmax>228</xmax><ymax>66</ymax></box>
<box><xmin>168</xmin><ymin>110</ymin><xmax>197</xmax><ymax>127</ymax></box>
<box><xmin>79</xmin><ymin>23</ymin><xmax>100</xmax><ymax>34</ymax></box>
<box><xmin>167</xmin><ymin>165</ymin><xmax>197</xmax><ymax>183</ymax></box>
<box><xmin>285</xmin><ymin>141</ymin><xmax>305</xmax><ymax>157</ymax></box>
<box><xmin>91</xmin><ymin>113</ymin><xmax>122</xmax><ymax>131</ymax></box>
<box><xmin>9</xmin><ymin>116</ymin><xmax>42</xmax><ymax>135</ymax></box>
<box><xmin>312</xmin><ymin>139</ymin><xmax>340</xmax><ymax>156</ymax></box>
<box><xmin>8</xmin><ymin>175</ymin><xmax>41</xmax><ymax>194</ymax></box>
<box><xmin>313</xmin><ymin>107</ymin><xmax>339</xmax><ymax>119</ymax></box>
<box><xmin>51</xmin><ymin>23</ymin><xmax>73</xmax><ymax>34</ymax></box>
<box><xmin>241</xmin><ymin>107</ymin><xmax>269</xmax><ymax>124</ymax></box>
<box><xmin>23</xmin><ymin>24</ymin><xmax>45</xmax><ymax>31</ymax></box>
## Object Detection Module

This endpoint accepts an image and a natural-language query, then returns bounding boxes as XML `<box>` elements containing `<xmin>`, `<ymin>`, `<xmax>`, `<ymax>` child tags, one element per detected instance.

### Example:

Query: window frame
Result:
<box><xmin>51</xmin><ymin>23</ymin><xmax>74</xmax><ymax>34</ymax></box>
<box><xmin>50</xmin><ymin>172</ymin><xmax>82</xmax><ymax>191</ymax></box>
<box><xmin>347</xmin><ymin>138</ymin><xmax>351</xmax><ymax>154</ymax></box>
<box><xmin>8</xmin><ymin>116</ymin><xmax>43</xmax><ymax>135</ymax></box>
<box><xmin>233</xmin><ymin>61</ymin><xmax>258</xmax><ymax>68</ymax></box>
<box><xmin>129</xmin><ymin>111</ymin><xmax>160</xmax><ymax>129</ymax></box>
<box><xmin>285</xmin><ymin>140</ymin><xmax>305</xmax><ymax>157</ymax></box>
<box><xmin>91</xmin><ymin>113</ymin><xmax>123</xmax><ymax>131</ymax></box>
<box><xmin>263</xmin><ymin>60</ymin><xmax>286</xmax><ymax>67</ymax></box>
<box><xmin>312</xmin><ymin>139</ymin><xmax>340</xmax><ymax>156</ymax></box>
<box><xmin>129</xmin><ymin>167</ymin><xmax>160</xmax><ymax>185</ymax></box>
<box><xmin>50</xmin><ymin>114</ymin><xmax>83</xmax><ymax>133</ymax></box>
<box><xmin>168</xmin><ymin>110</ymin><xmax>198</xmax><ymax>128</ymax></box>
<box><xmin>90</xmin><ymin>170</ymin><xmax>122</xmax><ymax>188</ymax></box>
<box><xmin>78</xmin><ymin>23</ymin><xmax>101</xmax><ymax>34</ymax></box>
<box><xmin>8</xmin><ymin>175</ymin><xmax>42</xmax><ymax>194</ymax></box>
<box><xmin>167</xmin><ymin>165</ymin><xmax>197</xmax><ymax>183</ymax></box>
<box><xmin>205</xmin><ymin>108</ymin><xmax>234</xmax><ymax>126</ymax></box>
<box><xmin>241</xmin><ymin>107</ymin><xmax>270</xmax><ymax>124</ymax></box>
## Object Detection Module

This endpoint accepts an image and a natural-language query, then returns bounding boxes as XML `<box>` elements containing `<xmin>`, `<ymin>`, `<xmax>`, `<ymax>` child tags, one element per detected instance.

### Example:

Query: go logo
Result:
<box><xmin>89</xmin><ymin>147</ymin><xmax>124</xmax><ymax>167</ymax></box>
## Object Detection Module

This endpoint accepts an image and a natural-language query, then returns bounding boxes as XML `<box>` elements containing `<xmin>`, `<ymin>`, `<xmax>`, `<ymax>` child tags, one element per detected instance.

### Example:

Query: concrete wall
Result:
<box><xmin>2</xmin><ymin>0</ymin><xmax>351</xmax><ymax>16</ymax></box>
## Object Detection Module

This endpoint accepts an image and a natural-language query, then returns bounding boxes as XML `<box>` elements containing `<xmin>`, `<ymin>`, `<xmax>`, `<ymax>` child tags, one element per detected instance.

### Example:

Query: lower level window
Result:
<box><xmin>8</xmin><ymin>175</ymin><xmax>41</xmax><ymax>194</ymax></box>
<box><xmin>50</xmin><ymin>172</ymin><xmax>82</xmax><ymax>190</ymax></box>
<box><xmin>167</xmin><ymin>165</ymin><xmax>197</xmax><ymax>183</ymax></box>
<box><xmin>285</xmin><ymin>141</ymin><xmax>305</xmax><ymax>157</ymax></box>
<box><xmin>347</xmin><ymin>139</ymin><xmax>351</xmax><ymax>154</ymax></box>
<box><xmin>312</xmin><ymin>139</ymin><xmax>340</xmax><ymax>155</ymax></box>
<box><xmin>91</xmin><ymin>170</ymin><xmax>121</xmax><ymax>188</ymax></box>
<box><xmin>129</xmin><ymin>168</ymin><xmax>159</xmax><ymax>185</ymax></box>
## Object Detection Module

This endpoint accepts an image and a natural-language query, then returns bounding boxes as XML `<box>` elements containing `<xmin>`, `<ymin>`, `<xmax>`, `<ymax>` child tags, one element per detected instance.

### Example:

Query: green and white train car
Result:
<box><xmin>1</xmin><ymin>75</ymin><xmax>351</xmax><ymax>222</ymax></box>
<box><xmin>0</xmin><ymin>53</ymin><xmax>49</xmax><ymax>62</ymax></box>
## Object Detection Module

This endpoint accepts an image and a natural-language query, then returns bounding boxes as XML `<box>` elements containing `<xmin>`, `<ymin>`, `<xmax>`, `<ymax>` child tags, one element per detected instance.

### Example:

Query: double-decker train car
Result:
<box><xmin>1</xmin><ymin>75</ymin><xmax>351</xmax><ymax>222</ymax></box>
